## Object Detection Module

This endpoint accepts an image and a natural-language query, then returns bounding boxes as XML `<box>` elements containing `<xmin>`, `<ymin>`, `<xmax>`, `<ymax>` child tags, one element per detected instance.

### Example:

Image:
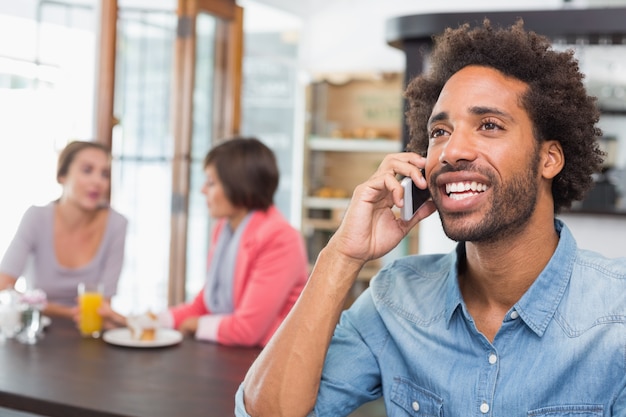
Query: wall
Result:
<box><xmin>419</xmin><ymin>212</ymin><xmax>626</xmax><ymax>260</ymax></box>
<box><xmin>299</xmin><ymin>0</ymin><xmax>565</xmax><ymax>74</ymax></box>
<box><xmin>559</xmin><ymin>214</ymin><xmax>625</xmax><ymax>258</ymax></box>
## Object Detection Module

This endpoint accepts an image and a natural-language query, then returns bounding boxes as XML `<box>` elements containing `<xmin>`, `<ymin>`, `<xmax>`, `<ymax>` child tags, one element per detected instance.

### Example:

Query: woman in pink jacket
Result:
<box><xmin>103</xmin><ymin>137</ymin><xmax>308</xmax><ymax>347</ymax></box>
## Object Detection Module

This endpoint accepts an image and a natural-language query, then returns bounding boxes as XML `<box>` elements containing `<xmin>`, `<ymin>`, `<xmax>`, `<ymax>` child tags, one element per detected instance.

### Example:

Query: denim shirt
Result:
<box><xmin>235</xmin><ymin>220</ymin><xmax>626</xmax><ymax>417</ymax></box>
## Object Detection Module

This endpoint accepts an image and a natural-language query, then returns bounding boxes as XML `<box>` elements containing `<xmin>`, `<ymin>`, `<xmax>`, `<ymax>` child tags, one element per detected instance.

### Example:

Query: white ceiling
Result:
<box><xmin>244</xmin><ymin>0</ymin><xmax>335</xmax><ymax>18</ymax></box>
<box><xmin>257</xmin><ymin>0</ymin><xmax>626</xmax><ymax>17</ymax></box>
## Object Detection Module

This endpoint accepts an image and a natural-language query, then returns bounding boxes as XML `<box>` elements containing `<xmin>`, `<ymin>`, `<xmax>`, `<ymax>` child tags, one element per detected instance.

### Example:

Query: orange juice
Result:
<box><xmin>78</xmin><ymin>290</ymin><xmax>103</xmax><ymax>337</ymax></box>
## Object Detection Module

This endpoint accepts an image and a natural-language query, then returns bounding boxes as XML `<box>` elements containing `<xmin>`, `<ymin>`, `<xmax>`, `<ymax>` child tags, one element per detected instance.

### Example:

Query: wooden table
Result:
<box><xmin>0</xmin><ymin>319</ymin><xmax>261</xmax><ymax>417</ymax></box>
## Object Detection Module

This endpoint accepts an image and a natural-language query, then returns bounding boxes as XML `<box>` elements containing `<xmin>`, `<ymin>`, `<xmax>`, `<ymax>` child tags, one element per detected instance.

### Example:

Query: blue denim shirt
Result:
<box><xmin>235</xmin><ymin>220</ymin><xmax>626</xmax><ymax>417</ymax></box>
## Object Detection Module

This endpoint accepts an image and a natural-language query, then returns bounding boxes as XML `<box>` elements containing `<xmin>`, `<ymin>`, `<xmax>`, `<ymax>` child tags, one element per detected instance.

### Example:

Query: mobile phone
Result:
<box><xmin>400</xmin><ymin>176</ymin><xmax>430</xmax><ymax>221</ymax></box>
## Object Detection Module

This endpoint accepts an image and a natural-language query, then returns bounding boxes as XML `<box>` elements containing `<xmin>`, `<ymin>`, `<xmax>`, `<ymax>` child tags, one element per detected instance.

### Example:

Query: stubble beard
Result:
<box><xmin>439</xmin><ymin>153</ymin><xmax>541</xmax><ymax>244</ymax></box>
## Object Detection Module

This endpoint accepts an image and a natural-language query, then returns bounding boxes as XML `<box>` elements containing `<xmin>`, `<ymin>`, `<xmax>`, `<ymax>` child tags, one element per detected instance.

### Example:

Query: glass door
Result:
<box><xmin>108</xmin><ymin>5</ymin><xmax>178</xmax><ymax>313</ymax></box>
<box><xmin>103</xmin><ymin>0</ymin><xmax>242</xmax><ymax>313</ymax></box>
<box><xmin>0</xmin><ymin>0</ymin><xmax>99</xmax><ymax>288</ymax></box>
<box><xmin>169</xmin><ymin>0</ymin><xmax>243</xmax><ymax>305</ymax></box>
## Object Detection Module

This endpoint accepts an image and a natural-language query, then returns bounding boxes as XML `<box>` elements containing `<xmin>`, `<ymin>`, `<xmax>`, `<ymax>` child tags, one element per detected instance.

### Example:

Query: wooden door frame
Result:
<box><xmin>94</xmin><ymin>0</ymin><xmax>243</xmax><ymax>306</ymax></box>
<box><xmin>168</xmin><ymin>0</ymin><xmax>243</xmax><ymax>305</ymax></box>
<box><xmin>95</xmin><ymin>0</ymin><xmax>118</xmax><ymax>147</ymax></box>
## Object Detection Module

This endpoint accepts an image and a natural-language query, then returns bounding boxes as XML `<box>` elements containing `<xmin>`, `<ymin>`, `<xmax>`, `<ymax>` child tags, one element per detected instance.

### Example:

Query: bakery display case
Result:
<box><xmin>302</xmin><ymin>73</ymin><xmax>418</xmax><ymax>294</ymax></box>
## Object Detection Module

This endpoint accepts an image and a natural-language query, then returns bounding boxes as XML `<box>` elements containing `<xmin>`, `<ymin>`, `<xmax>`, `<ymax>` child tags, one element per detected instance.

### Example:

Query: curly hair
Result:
<box><xmin>404</xmin><ymin>19</ymin><xmax>604</xmax><ymax>213</ymax></box>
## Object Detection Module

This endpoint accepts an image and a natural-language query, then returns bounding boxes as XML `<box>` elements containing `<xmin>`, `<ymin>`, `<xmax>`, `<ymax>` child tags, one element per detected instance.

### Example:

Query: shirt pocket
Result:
<box><xmin>528</xmin><ymin>404</ymin><xmax>603</xmax><ymax>416</ymax></box>
<box><xmin>389</xmin><ymin>377</ymin><xmax>443</xmax><ymax>417</ymax></box>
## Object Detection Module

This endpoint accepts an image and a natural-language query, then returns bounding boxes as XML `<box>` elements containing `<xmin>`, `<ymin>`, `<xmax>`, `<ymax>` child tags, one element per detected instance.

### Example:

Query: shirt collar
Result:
<box><xmin>444</xmin><ymin>244</ymin><xmax>466</xmax><ymax>326</ymax></box>
<box><xmin>444</xmin><ymin>219</ymin><xmax>578</xmax><ymax>337</ymax></box>
<box><xmin>513</xmin><ymin>219</ymin><xmax>577</xmax><ymax>336</ymax></box>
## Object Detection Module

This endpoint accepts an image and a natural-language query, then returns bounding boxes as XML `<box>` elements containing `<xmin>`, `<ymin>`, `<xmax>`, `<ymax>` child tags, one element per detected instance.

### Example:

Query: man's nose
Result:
<box><xmin>438</xmin><ymin>129</ymin><xmax>477</xmax><ymax>166</ymax></box>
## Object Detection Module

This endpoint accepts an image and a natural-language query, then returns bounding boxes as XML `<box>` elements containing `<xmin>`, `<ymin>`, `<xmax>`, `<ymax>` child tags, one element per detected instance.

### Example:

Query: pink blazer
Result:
<box><xmin>169</xmin><ymin>206</ymin><xmax>308</xmax><ymax>347</ymax></box>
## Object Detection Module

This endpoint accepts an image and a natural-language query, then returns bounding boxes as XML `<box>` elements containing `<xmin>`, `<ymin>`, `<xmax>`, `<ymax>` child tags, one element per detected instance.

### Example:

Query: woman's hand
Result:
<box><xmin>0</xmin><ymin>273</ymin><xmax>17</xmax><ymax>292</ymax></box>
<box><xmin>40</xmin><ymin>302</ymin><xmax>75</xmax><ymax>320</ymax></box>
<box><xmin>178</xmin><ymin>317</ymin><xmax>199</xmax><ymax>336</ymax></box>
<box><xmin>328</xmin><ymin>152</ymin><xmax>436</xmax><ymax>264</ymax></box>
<box><xmin>97</xmin><ymin>301</ymin><xmax>128</xmax><ymax>329</ymax></box>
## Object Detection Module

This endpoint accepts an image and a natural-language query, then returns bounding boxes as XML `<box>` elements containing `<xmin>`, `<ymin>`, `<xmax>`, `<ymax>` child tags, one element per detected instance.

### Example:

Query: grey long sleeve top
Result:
<box><xmin>0</xmin><ymin>202</ymin><xmax>128</xmax><ymax>306</ymax></box>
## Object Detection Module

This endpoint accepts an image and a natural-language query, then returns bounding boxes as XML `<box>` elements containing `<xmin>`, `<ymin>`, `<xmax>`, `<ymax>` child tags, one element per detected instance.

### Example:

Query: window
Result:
<box><xmin>0</xmin><ymin>1</ymin><xmax>98</xmax><ymax>291</ymax></box>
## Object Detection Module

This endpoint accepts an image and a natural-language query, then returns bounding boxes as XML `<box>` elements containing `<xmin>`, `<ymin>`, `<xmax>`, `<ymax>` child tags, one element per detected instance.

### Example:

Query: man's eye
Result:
<box><xmin>481</xmin><ymin>121</ymin><xmax>502</xmax><ymax>131</ymax></box>
<box><xmin>430</xmin><ymin>128</ymin><xmax>447</xmax><ymax>138</ymax></box>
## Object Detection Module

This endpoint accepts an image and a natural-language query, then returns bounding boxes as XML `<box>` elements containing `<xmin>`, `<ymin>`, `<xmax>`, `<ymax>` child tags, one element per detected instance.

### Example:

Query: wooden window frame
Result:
<box><xmin>95</xmin><ymin>0</ymin><xmax>244</xmax><ymax>306</ymax></box>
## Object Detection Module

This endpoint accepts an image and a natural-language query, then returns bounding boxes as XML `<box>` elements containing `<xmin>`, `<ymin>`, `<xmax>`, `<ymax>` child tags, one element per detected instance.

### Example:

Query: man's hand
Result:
<box><xmin>241</xmin><ymin>152</ymin><xmax>436</xmax><ymax>417</ymax></box>
<box><xmin>329</xmin><ymin>152</ymin><xmax>435</xmax><ymax>264</ymax></box>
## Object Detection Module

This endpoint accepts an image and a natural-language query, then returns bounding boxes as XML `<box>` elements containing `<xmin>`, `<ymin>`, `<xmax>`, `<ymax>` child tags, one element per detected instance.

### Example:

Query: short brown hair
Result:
<box><xmin>57</xmin><ymin>141</ymin><xmax>111</xmax><ymax>182</ymax></box>
<box><xmin>404</xmin><ymin>19</ymin><xmax>604</xmax><ymax>213</ymax></box>
<box><xmin>204</xmin><ymin>137</ymin><xmax>278</xmax><ymax>211</ymax></box>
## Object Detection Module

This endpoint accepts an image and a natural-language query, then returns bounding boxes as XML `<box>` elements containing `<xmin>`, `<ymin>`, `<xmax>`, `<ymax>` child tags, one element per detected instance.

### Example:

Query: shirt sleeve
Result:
<box><xmin>157</xmin><ymin>310</ymin><xmax>175</xmax><ymax>328</ymax></box>
<box><xmin>234</xmin><ymin>307</ymin><xmax>381</xmax><ymax>417</ymax></box>
<box><xmin>234</xmin><ymin>383</ymin><xmax>316</xmax><ymax>417</ymax></box>
<box><xmin>234</xmin><ymin>384</ymin><xmax>251</xmax><ymax>417</ymax></box>
<box><xmin>314</xmin><ymin>291</ymin><xmax>384</xmax><ymax>416</ymax></box>
<box><xmin>612</xmin><ymin>383</ymin><xmax>626</xmax><ymax>416</ymax></box>
<box><xmin>168</xmin><ymin>297</ymin><xmax>221</xmax><ymax>341</ymax></box>
<box><xmin>169</xmin><ymin>288</ymin><xmax>211</xmax><ymax>326</ymax></box>
<box><xmin>0</xmin><ymin>206</ymin><xmax>39</xmax><ymax>278</ymax></box>
<box><xmin>195</xmin><ymin>313</ymin><xmax>224</xmax><ymax>342</ymax></box>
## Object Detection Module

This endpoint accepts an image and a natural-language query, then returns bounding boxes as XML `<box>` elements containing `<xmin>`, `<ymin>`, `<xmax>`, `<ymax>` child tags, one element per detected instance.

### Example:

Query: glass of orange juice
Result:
<box><xmin>78</xmin><ymin>283</ymin><xmax>103</xmax><ymax>338</ymax></box>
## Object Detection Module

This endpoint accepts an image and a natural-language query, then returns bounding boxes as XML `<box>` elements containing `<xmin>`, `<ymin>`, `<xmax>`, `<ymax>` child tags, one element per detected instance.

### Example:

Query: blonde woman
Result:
<box><xmin>0</xmin><ymin>141</ymin><xmax>127</xmax><ymax>319</ymax></box>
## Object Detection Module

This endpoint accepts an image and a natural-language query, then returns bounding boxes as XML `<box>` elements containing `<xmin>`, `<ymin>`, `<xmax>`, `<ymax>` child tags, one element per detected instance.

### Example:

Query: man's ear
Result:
<box><xmin>541</xmin><ymin>140</ymin><xmax>564</xmax><ymax>180</ymax></box>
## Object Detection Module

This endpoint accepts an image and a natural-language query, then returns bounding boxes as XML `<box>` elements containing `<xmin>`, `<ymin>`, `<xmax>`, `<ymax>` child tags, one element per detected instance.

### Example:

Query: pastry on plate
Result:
<box><xmin>127</xmin><ymin>312</ymin><xmax>160</xmax><ymax>341</ymax></box>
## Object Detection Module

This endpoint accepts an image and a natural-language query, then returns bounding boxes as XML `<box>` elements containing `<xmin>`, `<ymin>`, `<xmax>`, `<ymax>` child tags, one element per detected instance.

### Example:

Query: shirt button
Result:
<box><xmin>412</xmin><ymin>401</ymin><xmax>420</xmax><ymax>411</ymax></box>
<box><xmin>510</xmin><ymin>310</ymin><xmax>519</xmax><ymax>319</ymax></box>
<box><xmin>480</xmin><ymin>402</ymin><xmax>490</xmax><ymax>414</ymax></box>
<box><xmin>488</xmin><ymin>353</ymin><xmax>497</xmax><ymax>364</ymax></box>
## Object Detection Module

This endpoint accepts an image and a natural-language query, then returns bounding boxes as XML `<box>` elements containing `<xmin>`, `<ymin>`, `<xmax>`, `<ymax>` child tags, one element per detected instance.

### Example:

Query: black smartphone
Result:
<box><xmin>400</xmin><ymin>176</ymin><xmax>431</xmax><ymax>221</ymax></box>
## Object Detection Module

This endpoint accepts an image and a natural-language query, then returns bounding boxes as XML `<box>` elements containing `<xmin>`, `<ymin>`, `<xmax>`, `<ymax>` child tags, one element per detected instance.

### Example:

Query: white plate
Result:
<box><xmin>103</xmin><ymin>328</ymin><xmax>183</xmax><ymax>348</ymax></box>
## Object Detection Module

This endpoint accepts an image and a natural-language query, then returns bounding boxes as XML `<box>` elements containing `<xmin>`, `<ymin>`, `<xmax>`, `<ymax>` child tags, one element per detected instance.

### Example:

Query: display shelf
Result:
<box><xmin>308</xmin><ymin>136</ymin><xmax>401</xmax><ymax>153</ymax></box>
<box><xmin>302</xmin><ymin>73</ymin><xmax>407</xmax><ymax>292</ymax></box>
<box><xmin>302</xmin><ymin>218</ymin><xmax>340</xmax><ymax>231</ymax></box>
<box><xmin>356</xmin><ymin>264</ymin><xmax>382</xmax><ymax>281</ymax></box>
<box><xmin>303</xmin><ymin>196</ymin><xmax>351</xmax><ymax>209</ymax></box>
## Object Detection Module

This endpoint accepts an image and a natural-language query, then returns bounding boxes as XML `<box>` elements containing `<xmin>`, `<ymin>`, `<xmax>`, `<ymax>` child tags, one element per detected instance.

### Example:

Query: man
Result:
<box><xmin>236</xmin><ymin>19</ymin><xmax>626</xmax><ymax>417</ymax></box>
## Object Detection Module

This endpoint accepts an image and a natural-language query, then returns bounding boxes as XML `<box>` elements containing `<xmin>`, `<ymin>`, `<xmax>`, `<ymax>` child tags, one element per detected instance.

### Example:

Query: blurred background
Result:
<box><xmin>1</xmin><ymin>0</ymin><xmax>625</xmax><ymax>315</ymax></box>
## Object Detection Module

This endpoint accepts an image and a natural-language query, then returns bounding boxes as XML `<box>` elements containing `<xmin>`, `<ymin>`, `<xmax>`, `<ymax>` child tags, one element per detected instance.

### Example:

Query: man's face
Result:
<box><xmin>425</xmin><ymin>65</ymin><xmax>541</xmax><ymax>243</ymax></box>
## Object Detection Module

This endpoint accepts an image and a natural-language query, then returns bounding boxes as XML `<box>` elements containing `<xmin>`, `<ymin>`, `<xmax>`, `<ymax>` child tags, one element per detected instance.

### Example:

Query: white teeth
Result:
<box><xmin>449</xmin><ymin>192</ymin><xmax>479</xmax><ymax>201</ymax></box>
<box><xmin>445</xmin><ymin>181</ymin><xmax>488</xmax><ymax>195</ymax></box>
